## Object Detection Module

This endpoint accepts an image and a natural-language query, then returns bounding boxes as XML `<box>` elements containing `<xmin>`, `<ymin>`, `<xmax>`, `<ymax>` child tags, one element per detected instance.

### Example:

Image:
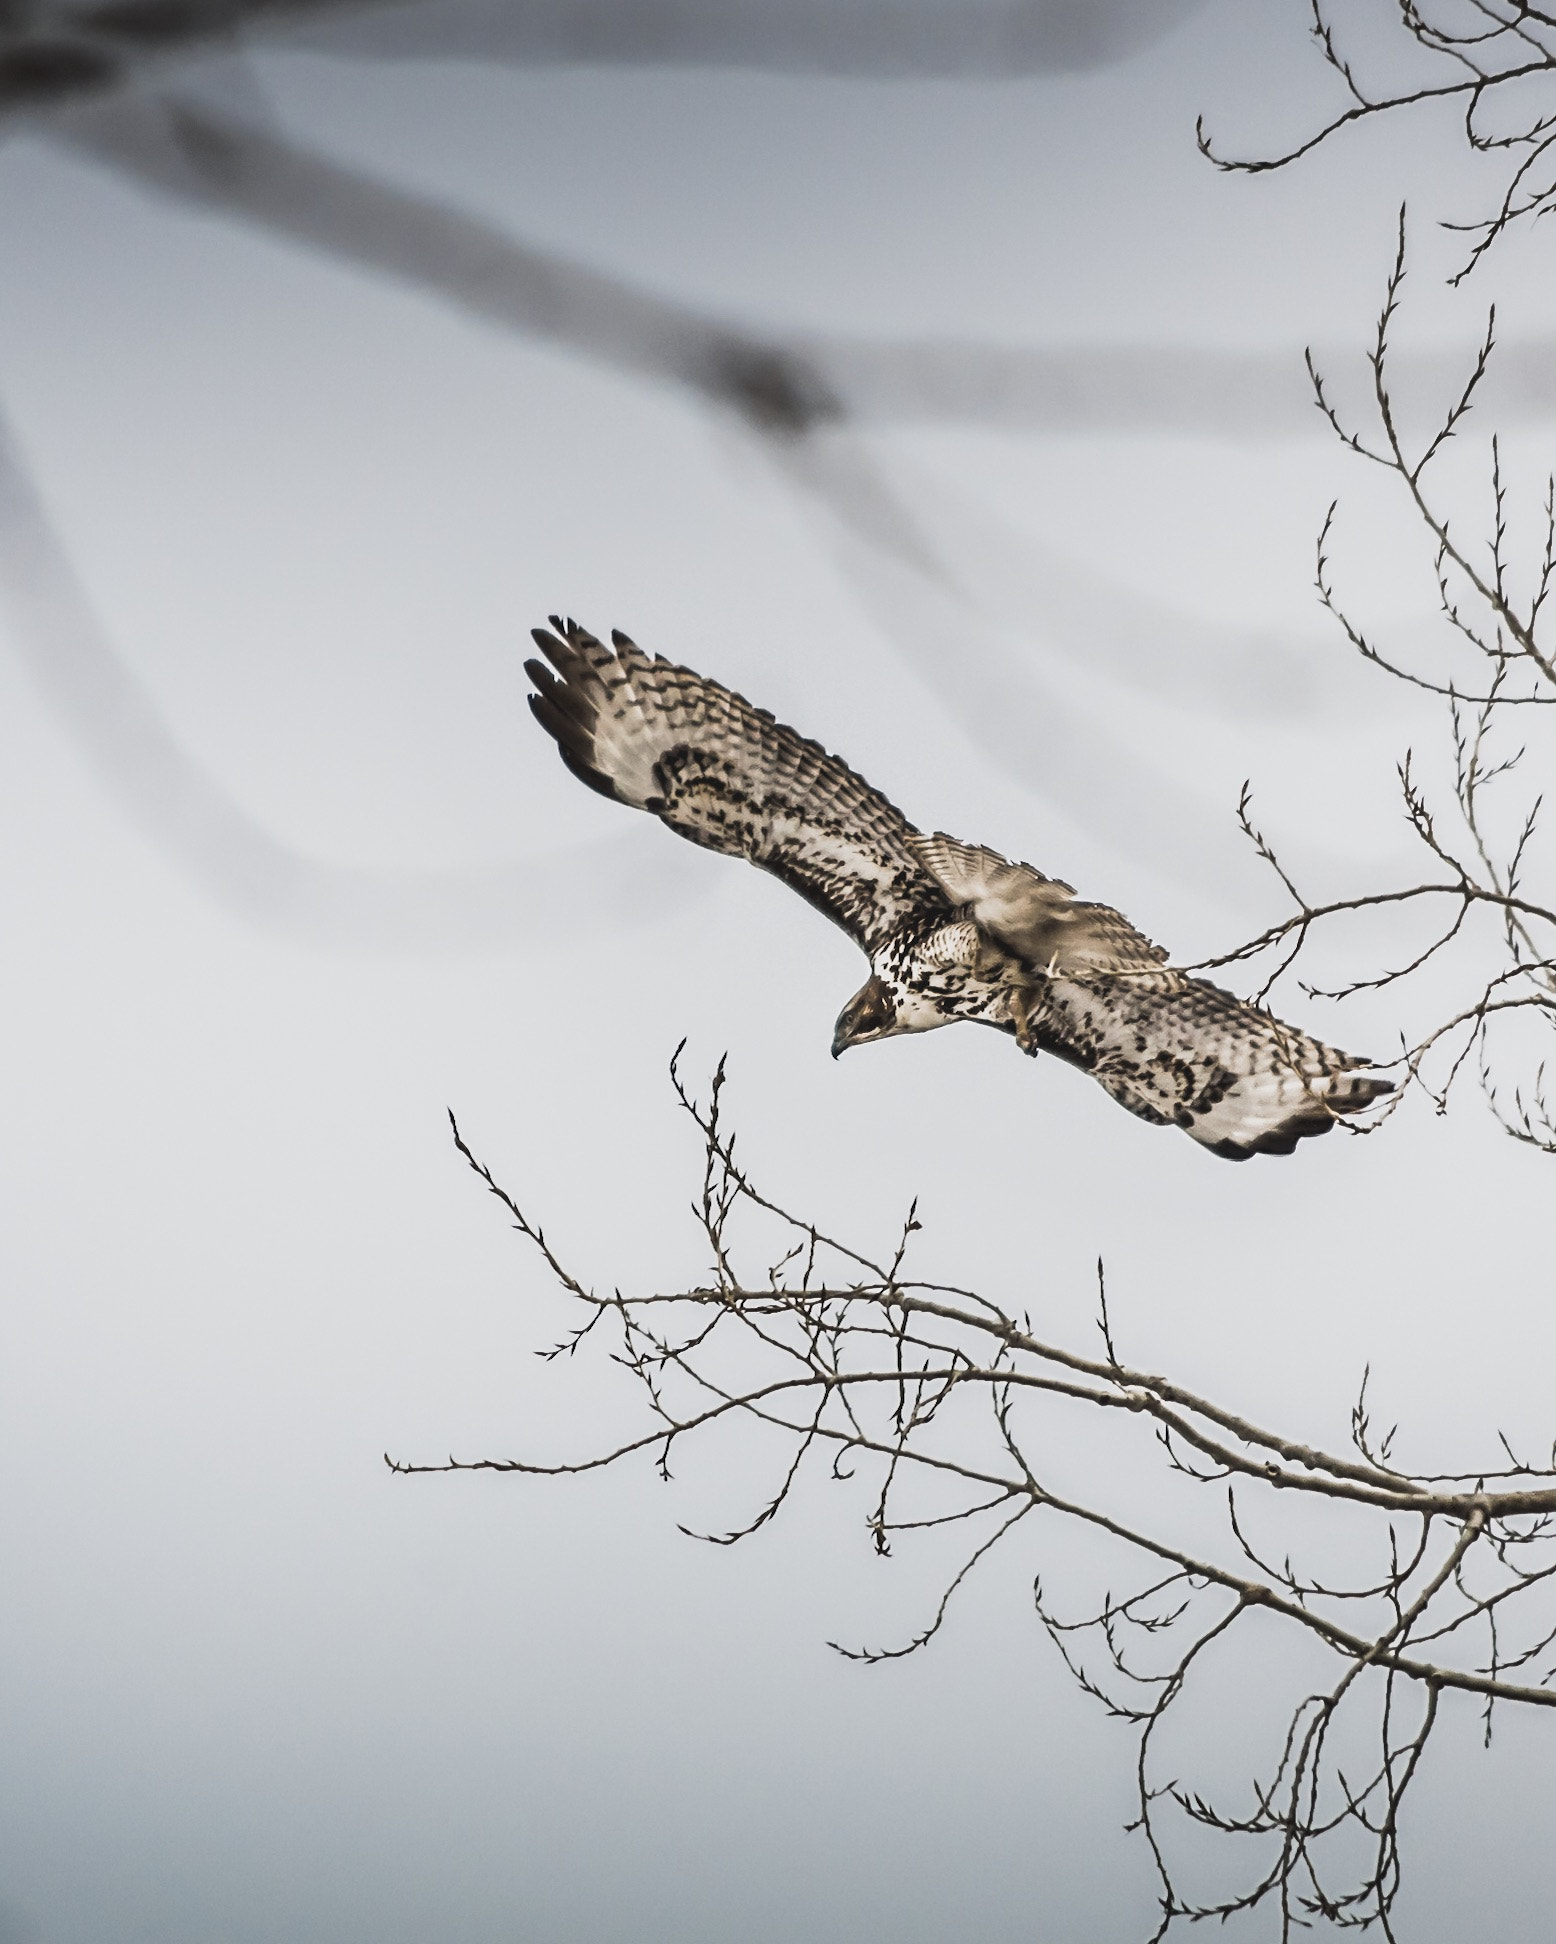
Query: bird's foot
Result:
<box><xmin>1010</xmin><ymin>989</ymin><xmax>1042</xmax><ymax>1057</ymax></box>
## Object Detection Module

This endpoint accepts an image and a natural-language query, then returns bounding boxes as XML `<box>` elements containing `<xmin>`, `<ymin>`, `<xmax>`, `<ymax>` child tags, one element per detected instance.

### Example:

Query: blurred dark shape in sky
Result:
<box><xmin>0</xmin><ymin>0</ymin><xmax>1209</xmax><ymax>118</ymax></box>
<box><xmin>59</xmin><ymin>88</ymin><xmax>1474</xmax><ymax>724</ymax></box>
<box><xmin>50</xmin><ymin>94</ymin><xmax>1326</xmax><ymax>907</ymax></box>
<box><xmin>0</xmin><ymin>34</ymin><xmax>115</xmax><ymax>106</ymax></box>
<box><xmin>275</xmin><ymin>0</ymin><xmax>1208</xmax><ymax>77</ymax></box>
<box><xmin>64</xmin><ymin>95</ymin><xmax>846</xmax><ymax>436</ymax></box>
<box><xmin>812</xmin><ymin>335</ymin><xmax>1556</xmax><ymax>446</ymax></box>
<box><xmin>54</xmin><ymin>88</ymin><xmax>1556</xmax><ymax>451</ymax></box>
<box><xmin>815</xmin><ymin>336</ymin><xmax>1313</xmax><ymax>437</ymax></box>
<box><xmin>7</xmin><ymin>63</ymin><xmax>1473</xmax><ymax>937</ymax></box>
<box><xmin>0</xmin><ymin>0</ymin><xmax>1497</xmax><ymax>941</ymax></box>
<box><xmin>0</xmin><ymin>403</ymin><xmax>703</xmax><ymax>946</ymax></box>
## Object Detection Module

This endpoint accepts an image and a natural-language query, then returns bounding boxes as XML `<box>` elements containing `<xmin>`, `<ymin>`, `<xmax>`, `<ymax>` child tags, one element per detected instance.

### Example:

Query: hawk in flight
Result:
<box><xmin>526</xmin><ymin>618</ymin><xmax>1391</xmax><ymax>1160</ymax></box>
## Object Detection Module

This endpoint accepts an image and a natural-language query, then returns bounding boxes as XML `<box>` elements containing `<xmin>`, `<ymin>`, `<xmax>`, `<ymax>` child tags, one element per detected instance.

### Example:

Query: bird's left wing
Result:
<box><xmin>526</xmin><ymin>618</ymin><xmax>950</xmax><ymax>951</ymax></box>
<box><xmin>912</xmin><ymin>832</ymin><xmax>1169</xmax><ymax>975</ymax></box>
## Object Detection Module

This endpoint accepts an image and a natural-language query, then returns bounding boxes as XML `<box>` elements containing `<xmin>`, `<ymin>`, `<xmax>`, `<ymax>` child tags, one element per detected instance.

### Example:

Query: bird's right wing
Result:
<box><xmin>527</xmin><ymin>619</ymin><xmax>951</xmax><ymax>951</ymax></box>
<box><xmin>1032</xmin><ymin>970</ymin><xmax>1394</xmax><ymax>1159</ymax></box>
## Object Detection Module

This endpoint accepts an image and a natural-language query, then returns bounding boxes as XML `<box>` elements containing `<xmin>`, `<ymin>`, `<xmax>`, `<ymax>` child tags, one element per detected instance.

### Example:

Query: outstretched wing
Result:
<box><xmin>1030</xmin><ymin>970</ymin><xmax>1393</xmax><ymax>1160</ymax></box>
<box><xmin>526</xmin><ymin>618</ymin><xmax>950</xmax><ymax>950</ymax></box>
<box><xmin>913</xmin><ymin>836</ymin><xmax>1389</xmax><ymax>1157</ymax></box>
<box><xmin>913</xmin><ymin>832</ymin><xmax>1169</xmax><ymax>975</ymax></box>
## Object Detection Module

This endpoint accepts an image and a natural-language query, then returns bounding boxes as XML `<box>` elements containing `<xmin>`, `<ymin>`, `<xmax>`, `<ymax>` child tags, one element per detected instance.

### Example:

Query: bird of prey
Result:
<box><xmin>525</xmin><ymin>618</ymin><xmax>1392</xmax><ymax>1159</ymax></box>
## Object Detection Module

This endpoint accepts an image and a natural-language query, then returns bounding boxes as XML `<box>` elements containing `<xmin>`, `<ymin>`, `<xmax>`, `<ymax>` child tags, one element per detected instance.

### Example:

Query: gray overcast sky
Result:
<box><xmin>3</xmin><ymin>4</ymin><xmax>1555</xmax><ymax>1941</ymax></box>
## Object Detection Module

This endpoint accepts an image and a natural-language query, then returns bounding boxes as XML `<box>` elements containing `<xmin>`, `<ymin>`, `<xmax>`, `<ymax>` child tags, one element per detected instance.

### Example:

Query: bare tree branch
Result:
<box><xmin>399</xmin><ymin>1061</ymin><xmax>1556</xmax><ymax>1938</ymax></box>
<box><xmin>1193</xmin><ymin>223</ymin><xmax>1556</xmax><ymax>1147</ymax></box>
<box><xmin>1200</xmin><ymin>2</ymin><xmax>1556</xmax><ymax>280</ymax></box>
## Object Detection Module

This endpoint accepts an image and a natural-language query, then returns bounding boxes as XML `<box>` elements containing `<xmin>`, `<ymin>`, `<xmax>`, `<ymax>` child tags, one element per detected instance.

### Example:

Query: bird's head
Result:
<box><xmin>832</xmin><ymin>975</ymin><xmax>898</xmax><ymax>1058</ymax></box>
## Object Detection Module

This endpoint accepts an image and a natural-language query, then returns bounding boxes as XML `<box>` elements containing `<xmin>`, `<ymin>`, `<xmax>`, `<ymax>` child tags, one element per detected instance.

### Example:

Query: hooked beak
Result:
<box><xmin>832</xmin><ymin>975</ymin><xmax>893</xmax><ymax>1059</ymax></box>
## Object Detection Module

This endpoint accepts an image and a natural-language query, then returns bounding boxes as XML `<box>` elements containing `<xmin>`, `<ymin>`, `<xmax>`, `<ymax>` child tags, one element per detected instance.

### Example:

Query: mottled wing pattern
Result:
<box><xmin>913</xmin><ymin>831</ymin><xmax>1168</xmax><ymax>975</ymax></box>
<box><xmin>527</xmin><ymin>618</ymin><xmax>951</xmax><ymax>950</ymax></box>
<box><xmin>1032</xmin><ymin>970</ymin><xmax>1393</xmax><ymax>1159</ymax></box>
<box><xmin>528</xmin><ymin>628</ymin><xmax>1390</xmax><ymax>1160</ymax></box>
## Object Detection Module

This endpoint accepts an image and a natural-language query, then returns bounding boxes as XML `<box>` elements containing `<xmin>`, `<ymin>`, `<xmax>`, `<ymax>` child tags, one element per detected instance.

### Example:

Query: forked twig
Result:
<box><xmin>396</xmin><ymin>1063</ymin><xmax>1556</xmax><ymax>1940</ymax></box>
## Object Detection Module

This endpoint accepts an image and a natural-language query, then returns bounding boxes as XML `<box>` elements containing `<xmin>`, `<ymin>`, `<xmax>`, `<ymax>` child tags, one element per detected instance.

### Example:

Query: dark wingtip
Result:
<box><xmin>530</xmin><ymin>625</ymin><xmax>570</xmax><ymax>674</ymax></box>
<box><xmin>526</xmin><ymin>689</ymin><xmax>571</xmax><ymax>744</ymax></box>
<box><xmin>527</xmin><ymin>659</ymin><xmax>598</xmax><ymax>733</ymax></box>
<box><xmin>526</xmin><ymin>618</ymin><xmax>626</xmax><ymax>804</ymax></box>
<box><xmin>557</xmin><ymin>741</ymin><xmax>623</xmax><ymax>802</ymax></box>
<box><xmin>1205</xmin><ymin>1065</ymin><xmax>1396</xmax><ymax>1163</ymax></box>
